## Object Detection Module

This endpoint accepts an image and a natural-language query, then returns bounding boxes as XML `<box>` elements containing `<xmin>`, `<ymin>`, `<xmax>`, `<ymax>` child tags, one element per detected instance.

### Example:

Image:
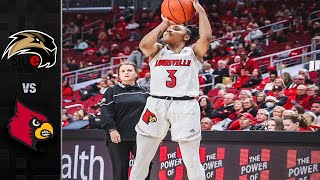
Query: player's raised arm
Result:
<box><xmin>191</xmin><ymin>0</ymin><xmax>212</xmax><ymax>60</ymax></box>
<box><xmin>139</xmin><ymin>15</ymin><xmax>175</xmax><ymax>60</ymax></box>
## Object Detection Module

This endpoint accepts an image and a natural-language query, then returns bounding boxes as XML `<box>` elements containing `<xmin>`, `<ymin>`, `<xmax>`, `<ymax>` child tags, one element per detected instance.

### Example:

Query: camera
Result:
<box><xmin>88</xmin><ymin>114</ymin><xmax>102</xmax><ymax>129</ymax></box>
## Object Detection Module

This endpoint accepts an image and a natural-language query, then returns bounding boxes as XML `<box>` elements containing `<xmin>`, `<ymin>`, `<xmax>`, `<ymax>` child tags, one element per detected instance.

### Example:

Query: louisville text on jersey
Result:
<box><xmin>155</xmin><ymin>59</ymin><xmax>191</xmax><ymax>66</ymax></box>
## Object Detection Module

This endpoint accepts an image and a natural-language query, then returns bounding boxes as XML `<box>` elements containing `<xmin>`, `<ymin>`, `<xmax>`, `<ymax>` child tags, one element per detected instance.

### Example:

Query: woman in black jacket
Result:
<box><xmin>242</xmin><ymin>68</ymin><xmax>262</xmax><ymax>88</ymax></box>
<box><xmin>100</xmin><ymin>62</ymin><xmax>150</xmax><ymax>180</ymax></box>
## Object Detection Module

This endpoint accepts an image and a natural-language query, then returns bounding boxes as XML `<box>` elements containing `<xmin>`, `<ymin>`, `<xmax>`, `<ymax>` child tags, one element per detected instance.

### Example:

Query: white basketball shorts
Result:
<box><xmin>135</xmin><ymin>96</ymin><xmax>201</xmax><ymax>141</ymax></box>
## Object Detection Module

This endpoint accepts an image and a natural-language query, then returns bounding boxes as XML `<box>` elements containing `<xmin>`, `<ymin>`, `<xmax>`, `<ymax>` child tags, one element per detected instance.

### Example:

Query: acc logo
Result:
<box><xmin>2</xmin><ymin>30</ymin><xmax>57</xmax><ymax>68</ymax></box>
<box><xmin>142</xmin><ymin>109</ymin><xmax>157</xmax><ymax>124</ymax></box>
<box><xmin>7</xmin><ymin>100</ymin><xmax>54</xmax><ymax>151</ymax></box>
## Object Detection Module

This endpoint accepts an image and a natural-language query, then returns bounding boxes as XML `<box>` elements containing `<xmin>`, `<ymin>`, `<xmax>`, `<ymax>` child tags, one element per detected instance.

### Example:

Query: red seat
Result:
<box><xmin>226</xmin><ymin>88</ymin><xmax>237</xmax><ymax>94</ymax></box>
<box><xmin>309</xmin><ymin>71</ymin><xmax>318</xmax><ymax>80</ymax></box>
<box><xmin>207</xmin><ymin>88</ymin><xmax>220</xmax><ymax>97</ymax></box>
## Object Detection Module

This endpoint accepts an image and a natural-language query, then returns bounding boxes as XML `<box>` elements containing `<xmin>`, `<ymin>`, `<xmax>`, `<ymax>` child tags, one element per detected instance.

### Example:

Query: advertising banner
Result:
<box><xmin>62</xmin><ymin>131</ymin><xmax>320</xmax><ymax>180</ymax></box>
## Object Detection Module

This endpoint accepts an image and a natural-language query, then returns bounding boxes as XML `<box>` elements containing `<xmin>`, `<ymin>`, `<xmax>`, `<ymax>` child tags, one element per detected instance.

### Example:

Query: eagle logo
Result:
<box><xmin>142</xmin><ymin>109</ymin><xmax>157</xmax><ymax>124</ymax></box>
<box><xmin>7</xmin><ymin>100</ymin><xmax>54</xmax><ymax>151</ymax></box>
<box><xmin>1</xmin><ymin>30</ymin><xmax>57</xmax><ymax>68</ymax></box>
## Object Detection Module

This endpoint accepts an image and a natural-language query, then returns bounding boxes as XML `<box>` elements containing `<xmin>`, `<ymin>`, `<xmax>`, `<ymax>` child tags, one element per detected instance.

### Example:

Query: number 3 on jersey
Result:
<box><xmin>166</xmin><ymin>70</ymin><xmax>177</xmax><ymax>88</ymax></box>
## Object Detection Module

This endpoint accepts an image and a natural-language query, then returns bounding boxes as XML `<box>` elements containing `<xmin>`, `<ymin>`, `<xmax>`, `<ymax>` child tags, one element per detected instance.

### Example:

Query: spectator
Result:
<box><xmin>72</xmin><ymin>111</ymin><xmax>84</xmax><ymax>122</ymax></box>
<box><xmin>228</xmin><ymin>100</ymin><xmax>244</xmax><ymax>121</ymax></box>
<box><xmin>200</xmin><ymin>117</ymin><xmax>213</xmax><ymax>131</ymax></box>
<box><xmin>263</xmin><ymin>71</ymin><xmax>278</xmax><ymax>93</ymax></box>
<box><xmin>272</xmin><ymin>31</ymin><xmax>287</xmax><ymax>43</ymax></box>
<box><xmin>242</xmin><ymin>98</ymin><xmax>258</xmax><ymax>117</ymax></box>
<box><xmin>205</xmin><ymin>93</ymin><xmax>235</xmax><ymax>121</ymax></box>
<box><xmin>272</xmin><ymin>86</ymin><xmax>288</xmax><ymax>106</ymax></box>
<box><xmin>62</xmin><ymin>114</ymin><xmax>70</xmax><ymax>127</ymax></box>
<box><xmin>126</xmin><ymin>18</ymin><xmax>140</xmax><ymax>30</ymax></box>
<box><xmin>137</xmin><ymin>72</ymin><xmax>151</xmax><ymax>91</ymax></box>
<box><xmin>67</xmin><ymin>59</ymin><xmax>79</xmax><ymax>71</ymax></box>
<box><xmin>256</xmin><ymin>92</ymin><xmax>267</xmax><ymax>108</ymax></box>
<box><xmin>280</xmin><ymin>72</ymin><xmax>293</xmax><ymax>88</ymax></box>
<box><xmin>256</xmin><ymin>67</ymin><xmax>277</xmax><ymax>91</ymax></box>
<box><xmin>74</xmin><ymin>39</ymin><xmax>89</xmax><ymax>53</ymax></box>
<box><xmin>304</xmin><ymin>111</ymin><xmax>320</xmax><ymax>127</ymax></box>
<box><xmin>282</xmin><ymin>110</ymin><xmax>295</xmax><ymax>119</ymax></box>
<box><xmin>127</xmin><ymin>48</ymin><xmax>143</xmax><ymax>69</ymax></box>
<box><xmin>291</xmin><ymin>105</ymin><xmax>305</xmax><ymax>115</ymax></box>
<box><xmin>242</xmin><ymin>68</ymin><xmax>262</xmax><ymax>88</ymax></box>
<box><xmin>96</xmin><ymin>44</ymin><xmax>108</xmax><ymax>56</ymax></box>
<box><xmin>212</xmin><ymin>60</ymin><xmax>229</xmax><ymax>85</ymax></box>
<box><xmin>311</xmin><ymin>101</ymin><xmax>320</xmax><ymax>124</ymax></box>
<box><xmin>239</xmin><ymin>52</ymin><xmax>259</xmax><ymax>74</ymax></box>
<box><xmin>299</xmin><ymin>69</ymin><xmax>314</xmax><ymax>85</ymax></box>
<box><xmin>301</xmin><ymin>85</ymin><xmax>320</xmax><ymax>110</ymax></box>
<box><xmin>199</xmin><ymin>95</ymin><xmax>214</xmax><ymax>119</ymax></box>
<box><xmin>283</xmin><ymin>114</ymin><xmax>310</xmax><ymax>131</ymax></box>
<box><xmin>238</xmin><ymin>89</ymin><xmax>253</xmax><ymax>101</ymax></box>
<box><xmin>287</xmin><ymin>75</ymin><xmax>306</xmax><ymax>96</ymax></box>
<box><xmin>239</xmin><ymin>113</ymin><xmax>256</xmax><ymax>131</ymax></box>
<box><xmin>244</xmin><ymin>24</ymin><xmax>263</xmax><ymax>41</ymax></box>
<box><xmin>264</xmin><ymin>96</ymin><xmax>278</xmax><ymax>114</ymax></box>
<box><xmin>232</xmin><ymin>68</ymin><xmax>251</xmax><ymax>89</ymax></box>
<box><xmin>256</xmin><ymin>109</ymin><xmax>270</xmax><ymax>126</ymax></box>
<box><xmin>248</xmin><ymin>44</ymin><xmax>261</xmax><ymax>58</ymax></box>
<box><xmin>272</xmin><ymin>106</ymin><xmax>285</xmax><ymax>118</ymax></box>
<box><xmin>62</xmin><ymin>79</ymin><xmax>73</xmax><ymax>97</ymax></box>
<box><xmin>212</xmin><ymin>90</ymin><xmax>226</xmax><ymax>109</ymax></box>
<box><xmin>285</xmin><ymin>84</ymin><xmax>307</xmax><ymax>109</ymax></box>
<box><xmin>200</xmin><ymin>62</ymin><xmax>214</xmax><ymax>94</ymax></box>
<box><xmin>84</xmin><ymin>29</ymin><xmax>98</xmax><ymax>44</ymax></box>
<box><xmin>266</xmin><ymin>117</ymin><xmax>284</xmax><ymax>131</ymax></box>
<box><xmin>83</xmin><ymin>42</ymin><xmax>98</xmax><ymax>56</ymax></box>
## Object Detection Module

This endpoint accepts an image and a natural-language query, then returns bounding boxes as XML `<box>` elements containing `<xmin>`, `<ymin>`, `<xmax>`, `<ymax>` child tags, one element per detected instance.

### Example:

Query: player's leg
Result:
<box><xmin>178</xmin><ymin>137</ymin><xmax>205</xmax><ymax>180</ymax></box>
<box><xmin>169</xmin><ymin>99</ymin><xmax>205</xmax><ymax>179</ymax></box>
<box><xmin>131</xmin><ymin>141</ymin><xmax>153</xmax><ymax>180</ymax></box>
<box><xmin>130</xmin><ymin>134</ymin><xmax>162</xmax><ymax>180</ymax></box>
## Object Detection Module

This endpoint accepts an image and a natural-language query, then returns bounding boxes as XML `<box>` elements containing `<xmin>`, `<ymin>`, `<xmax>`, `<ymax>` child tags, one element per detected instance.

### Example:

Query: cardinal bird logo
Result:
<box><xmin>1</xmin><ymin>30</ymin><xmax>57</xmax><ymax>68</ymax></box>
<box><xmin>142</xmin><ymin>109</ymin><xmax>157</xmax><ymax>124</ymax></box>
<box><xmin>7</xmin><ymin>100</ymin><xmax>54</xmax><ymax>151</ymax></box>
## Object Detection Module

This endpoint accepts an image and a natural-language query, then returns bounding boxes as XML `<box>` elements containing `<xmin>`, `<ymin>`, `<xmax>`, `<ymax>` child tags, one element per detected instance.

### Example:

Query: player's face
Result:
<box><xmin>163</xmin><ymin>25</ymin><xmax>188</xmax><ymax>44</ymax></box>
<box><xmin>119</xmin><ymin>65</ymin><xmax>137</xmax><ymax>83</ymax></box>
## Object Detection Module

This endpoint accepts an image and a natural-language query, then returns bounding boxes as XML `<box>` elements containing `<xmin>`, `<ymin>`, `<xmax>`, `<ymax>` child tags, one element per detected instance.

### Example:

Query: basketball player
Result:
<box><xmin>130</xmin><ymin>0</ymin><xmax>211</xmax><ymax>179</ymax></box>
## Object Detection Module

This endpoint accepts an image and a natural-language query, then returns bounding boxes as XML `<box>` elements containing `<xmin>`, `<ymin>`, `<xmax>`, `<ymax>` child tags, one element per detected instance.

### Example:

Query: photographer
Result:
<box><xmin>100</xmin><ymin>62</ymin><xmax>151</xmax><ymax>180</ymax></box>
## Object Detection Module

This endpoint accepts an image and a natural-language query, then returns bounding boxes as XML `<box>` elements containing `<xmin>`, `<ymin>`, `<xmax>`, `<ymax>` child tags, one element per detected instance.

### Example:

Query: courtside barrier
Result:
<box><xmin>62</xmin><ymin>130</ymin><xmax>320</xmax><ymax>180</ymax></box>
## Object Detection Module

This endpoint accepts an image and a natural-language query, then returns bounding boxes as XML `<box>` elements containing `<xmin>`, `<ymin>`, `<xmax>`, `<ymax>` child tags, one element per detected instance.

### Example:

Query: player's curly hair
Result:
<box><xmin>185</xmin><ymin>25</ymin><xmax>199</xmax><ymax>45</ymax></box>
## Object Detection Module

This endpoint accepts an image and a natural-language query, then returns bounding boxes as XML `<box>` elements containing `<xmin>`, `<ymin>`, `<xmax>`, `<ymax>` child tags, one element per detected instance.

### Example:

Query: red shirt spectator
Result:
<box><xmin>232</xmin><ymin>69</ymin><xmax>250</xmax><ymax>89</ymax></box>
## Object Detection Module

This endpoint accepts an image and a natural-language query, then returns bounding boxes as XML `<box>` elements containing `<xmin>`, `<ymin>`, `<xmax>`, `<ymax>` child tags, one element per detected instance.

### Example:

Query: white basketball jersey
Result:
<box><xmin>149</xmin><ymin>46</ymin><xmax>202</xmax><ymax>97</ymax></box>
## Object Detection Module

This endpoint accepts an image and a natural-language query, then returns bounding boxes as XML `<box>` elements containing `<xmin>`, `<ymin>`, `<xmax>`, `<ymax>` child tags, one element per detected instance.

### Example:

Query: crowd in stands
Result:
<box><xmin>199</xmin><ymin>67</ymin><xmax>320</xmax><ymax>132</ymax></box>
<box><xmin>62</xmin><ymin>1</ymin><xmax>320</xmax><ymax>73</ymax></box>
<box><xmin>62</xmin><ymin>0</ymin><xmax>320</xmax><ymax>131</ymax></box>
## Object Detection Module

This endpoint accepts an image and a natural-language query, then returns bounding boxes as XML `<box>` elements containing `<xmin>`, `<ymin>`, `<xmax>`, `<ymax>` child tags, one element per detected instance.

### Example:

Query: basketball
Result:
<box><xmin>161</xmin><ymin>0</ymin><xmax>196</xmax><ymax>24</ymax></box>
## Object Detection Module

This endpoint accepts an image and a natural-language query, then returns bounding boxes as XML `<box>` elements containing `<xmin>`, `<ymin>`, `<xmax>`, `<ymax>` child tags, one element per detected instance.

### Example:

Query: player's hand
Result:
<box><xmin>110</xmin><ymin>130</ymin><xmax>121</xmax><ymax>143</ymax></box>
<box><xmin>191</xmin><ymin>0</ymin><xmax>204</xmax><ymax>13</ymax></box>
<box><xmin>161</xmin><ymin>14</ymin><xmax>176</xmax><ymax>26</ymax></box>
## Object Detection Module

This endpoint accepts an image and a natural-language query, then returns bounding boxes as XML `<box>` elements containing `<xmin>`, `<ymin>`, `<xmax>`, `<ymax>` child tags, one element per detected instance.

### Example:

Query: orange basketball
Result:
<box><xmin>161</xmin><ymin>0</ymin><xmax>196</xmax><ymax>24</ymax></box>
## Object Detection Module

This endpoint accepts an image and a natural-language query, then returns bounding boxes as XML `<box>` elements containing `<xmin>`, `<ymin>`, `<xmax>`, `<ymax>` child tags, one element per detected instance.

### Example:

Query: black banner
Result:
<box><xmin>62</xmin><ymin>130</ymin><xmax>320</xmax><ymax>180</ymax></box>
<box><xmin>0</xmin><ymin>0</ymin><xmax>61</xmax><ymax>179</ymax></box>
